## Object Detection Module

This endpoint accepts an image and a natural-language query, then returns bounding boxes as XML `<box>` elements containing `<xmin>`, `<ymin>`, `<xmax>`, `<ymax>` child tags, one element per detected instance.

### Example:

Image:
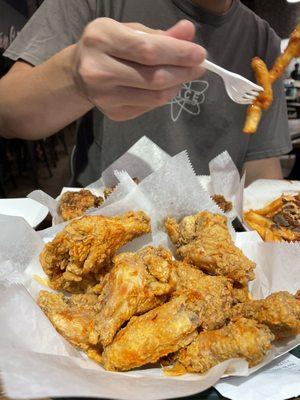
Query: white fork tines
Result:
<box><xmin>202</xmin><ymin>59</ymin><xmax>263</xmax><ymax>105</ymax></box>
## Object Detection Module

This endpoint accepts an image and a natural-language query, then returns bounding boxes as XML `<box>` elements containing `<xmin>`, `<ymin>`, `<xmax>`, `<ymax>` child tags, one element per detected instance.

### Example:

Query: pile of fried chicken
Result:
<box><xmin>38</xmin><ymin>210</ymin><xmax>300</xmax><ymax>375</ymax></box>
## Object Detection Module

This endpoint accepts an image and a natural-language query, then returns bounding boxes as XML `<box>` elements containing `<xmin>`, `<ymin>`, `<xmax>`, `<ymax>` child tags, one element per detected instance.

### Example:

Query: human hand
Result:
<box><xmin>73</xmin><ymin>18</ymin><xmax>206</xmax><ymax>121</ymax></box>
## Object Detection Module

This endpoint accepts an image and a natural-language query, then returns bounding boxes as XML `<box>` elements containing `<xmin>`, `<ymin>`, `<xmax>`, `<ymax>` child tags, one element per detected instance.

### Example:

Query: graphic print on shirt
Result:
<box><xmin>168</xmin><ymin>80</ymin><xmax>209</xmax><ymax>122</ymax></box>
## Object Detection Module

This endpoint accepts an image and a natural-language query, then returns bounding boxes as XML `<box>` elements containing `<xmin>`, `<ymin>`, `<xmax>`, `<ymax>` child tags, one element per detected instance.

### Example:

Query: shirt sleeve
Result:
<box><xmin>245</xmin><ymin>25</ymin><xmax>292</xmax><ymax>162</ymax></box>
<box><xmin>4</xmin><ymin>0</ymin><xmax>97</xmax><ymax>66</ymax></box>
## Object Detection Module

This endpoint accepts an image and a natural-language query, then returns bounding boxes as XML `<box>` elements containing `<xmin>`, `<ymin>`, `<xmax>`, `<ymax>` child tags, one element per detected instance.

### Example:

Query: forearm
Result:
<box><xmin>244</xmin><ymin>157</ymin><xmax>283</xmax><ymax>186</ymax></box>
<box><xmin>0</xmin><ymin>45</ymin><xmax>93</xmax><ymax>140</ymax></box>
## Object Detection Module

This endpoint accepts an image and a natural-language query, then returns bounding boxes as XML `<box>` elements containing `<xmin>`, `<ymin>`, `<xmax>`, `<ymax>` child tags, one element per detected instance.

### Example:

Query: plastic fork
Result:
<box><xmin>202</xmin><ymin>59</ymin><xmax>263</xmax><ymax>105</ymax></box>
<box><xmin>134</xmin><ymin>30</ymin><xmax>262</xmax><ymax>104</ymax></box>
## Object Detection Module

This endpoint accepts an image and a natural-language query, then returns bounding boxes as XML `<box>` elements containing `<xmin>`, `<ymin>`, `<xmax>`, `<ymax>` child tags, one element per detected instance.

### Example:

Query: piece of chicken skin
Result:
<box><xmin>172</xmin><ymin>261</ymin><xmax>233</xmax><ymax>330</ymax></box>
<box><xmin>231</xmin><ymin>291</ymin><xmax>300</xmax><ymax>339</ymax></box>
<box><xmin>165</xmin><ymin>211</ymin><xmax>255</xmax><ymax>285</ymax></box>
<box><xmin>40</xmin><ymin>211</ymin><xmax>151</xmax><ymax>293</ymax></box>
<box><xmin>38</xmin><ymin>290</ymin><xmax>99</xmax><ymax>351</ymax></box>
<box><xmin>92</xmin><ymin>246</ymin><xmax>176</xmax><ymax>347</ymax></box>
<box><xmin>175</xmin><ymin>318</ymin><xmax>274</xmax><ymax>374</ymax></box>
<box><xmin>102</xmin><ymin>292</ymin><xmax>207</xmax><ymax>371</ymax></box>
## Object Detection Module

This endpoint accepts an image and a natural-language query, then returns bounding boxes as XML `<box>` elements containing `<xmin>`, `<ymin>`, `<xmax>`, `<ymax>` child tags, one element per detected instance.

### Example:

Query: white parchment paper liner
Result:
<box><xmin>198</xmin><ymin>151</ymin><xmax>245</xmax><ymax>220</ymax></box>
<box><xmin>243</xmin><ymin>179</ymin><xmax>300</xmax><ymax>212</ymax></box>
<box><xmin>28</xmin><ymin>136</ymin><xmax>171</xmax><ymax>225</ymax></box>
<box><xmin>0</xmin><ymin>214</ymin><xmax>299</xmax><ymax>400</ymax></box>
<box><xmin>1</xmin><ymin>145</ymin><xmax>299</xmax><ymax>399</ymax></box>
<box><xmin>89</xmin><ymin>136</ymin><xmax>171</xmax><ymax>189</ymax></box>
<box><xmin>215</xmin><ymin>353</ymin><xmax>300</xmax><ymax>400</ymax></box>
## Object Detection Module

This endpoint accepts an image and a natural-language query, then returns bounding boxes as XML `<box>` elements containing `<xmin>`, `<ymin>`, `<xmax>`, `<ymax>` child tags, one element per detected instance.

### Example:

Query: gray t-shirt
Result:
<box><xmin>5</xmin><ymin>0</ymin><xmax>292</xmax><ymax>186</ymax></box>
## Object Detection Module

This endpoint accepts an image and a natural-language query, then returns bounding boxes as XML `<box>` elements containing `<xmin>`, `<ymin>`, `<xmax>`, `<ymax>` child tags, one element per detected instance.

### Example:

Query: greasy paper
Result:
<box><xmin>198</xmin><ymin>151</ymin><xmax>245</xmax><ymax>220</ymax></box>
<box><xmin>0</xmin><ymin>215</ymin><xmax>299</xmax><ymax>400</ymax></box>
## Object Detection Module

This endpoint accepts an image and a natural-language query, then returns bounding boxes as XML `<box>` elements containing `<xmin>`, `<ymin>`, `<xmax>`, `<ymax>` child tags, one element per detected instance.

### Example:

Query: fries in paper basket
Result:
<box><xmin>244</xmin><ymin>193</ymin><xmax>300</xmax><ymax>242</ymax></box>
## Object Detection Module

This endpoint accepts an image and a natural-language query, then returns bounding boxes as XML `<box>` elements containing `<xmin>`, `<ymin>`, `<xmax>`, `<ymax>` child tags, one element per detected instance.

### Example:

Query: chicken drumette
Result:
<box><xmin>40</xmin><ymin>211</ymin><xmax>151</xmax><ymax>292</ymax></box>
<box><xmin>92</xmin><ymin>246</ymin><xmax>176</xmax><ymax>347</ymax></box>
<box><xmin>165</xmin><ymin>211</ymin><xmax>256</xmax><ymax>285</ymax></box>
<box><xmin>38</xmin><ymin>290</ymin><xmax>99</xmax><ymax>352</ymax></box>
<box><xmin>58</xmin><ymin>189</ymin><xmax>104</xmax><ymax>221</ymax></box>
<box><xmin>175</xmin><ymin>318</ymin><xmax>274</xmax><ymax>374</ymax></box>
<box><xmin>172</xmin><ymin>261</ymin><xmax>234</xmax><ymax>330</ymax></box>
<box><xmin>232</xmin><ymin>291</ymin><xmax>300</xmax><ymax>339</ymax></box>
<box><xmin>102</xmin><ymin>292</ymin><xmax>207</xmax><ymax>371</ymax></box>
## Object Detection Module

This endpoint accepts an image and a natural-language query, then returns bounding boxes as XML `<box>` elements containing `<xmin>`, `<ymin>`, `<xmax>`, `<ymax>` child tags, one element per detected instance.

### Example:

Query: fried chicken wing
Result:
<box><xmin>58</xmin><ymin>190</ymin><xmax>104</xmax><ymax>221</ymax></box>
<box><xmin>102</xmin><ymin>292</ymin><xmax>206</xmax><ymax>371</ymax></box>
<box><xmin>38</xmin><ymin>290</ymin><xmax>99</xmax><ymax>351</ymax></box>
<box><xmin>40</xmin><ymin>211</ymin><xmax>151</xmax><ymax>292</ymax></box>
<box><xmin>172</xmin><ymin>261</ymin><xmax>233</xmax><ymax>330</ymax></box>
<box><xmin>175</xmin><ymin>318</ymin><xmax>274</xmax><ymax>374</ymax></box>
<box><xmin>92</xmin><ymin>246</ymin><xmax>176</xmax><ymax>347</ymax></box>
<box><xmin>165</xmin><ymin>211</ymin><xmax>255</xmax><ymax>285</ymax></box>
<box><xmin>232</xmin><ymin>291</ymin><xmax>300</xmax><ymax>339</ymax></box>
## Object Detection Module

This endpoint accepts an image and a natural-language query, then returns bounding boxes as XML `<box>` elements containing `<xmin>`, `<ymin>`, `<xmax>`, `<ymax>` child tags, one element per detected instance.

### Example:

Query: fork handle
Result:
<box><xmin>202</xmin><ymin>59</ymin><xmax>228</xmax><ymax>78</ymax></box>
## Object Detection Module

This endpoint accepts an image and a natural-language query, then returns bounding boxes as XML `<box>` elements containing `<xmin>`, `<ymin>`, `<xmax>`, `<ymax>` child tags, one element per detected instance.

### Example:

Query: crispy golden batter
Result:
<box><xmin>40</xmin><ymin>211</ymin><xmax>151</xmax><ymax>292</ymax></box>
<box><xmin>38</xmin><ymin>290</ymin><xmax>99</xmax><ymax>351</ymax></box>
<box><xmin>232</xmin><ymin>291</ymin><xmax>300</xmax><ymax>339</ymax></box>
<box><xmin>175</xmin><ymin>318</ymin><xmax>274</xmax><ymax>374</ymax></box>
<box><xmin>92</xmin><ymin>246</ymin><xmax>176</xmax><ymax>347</ymax></box>
<box><xmin>172</xmin><ymin>261</ymin><xmax>233</xmax><ymax>330</ymax></box>
<box><xmin>212</xmin><ymin>195</ymin><xmax>233</xmax><ymax>213</ymax></box>
<box><xmin>58</xmin><ymin>190</ymin><xmax>104</xmax><ymax>221</ymax></box>
<box><xmin>102</xmin><ymin>292</ymin><xmax>206</xmax><ymax>371</ymax></box>
<box><xmin>36</xmin><ymin>206</ymin><xmax>299</xmax><ymax>376</ymax></box>
<box><xmin>165</xmin><ymin>211</ymin><xmax>256</xmax><ymax>285</ymax></box>
<box><xmin>232</xmin><ymin>284</ymin><xmax>252</xmax><ymax>304</ymax></box>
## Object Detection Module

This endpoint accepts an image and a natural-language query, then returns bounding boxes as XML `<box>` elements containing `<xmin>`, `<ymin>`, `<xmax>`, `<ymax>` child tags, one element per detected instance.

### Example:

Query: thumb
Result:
<box><xmin>166</xmin><ymin>20</ymin><xmax>196</xmax><ymax>42</ymax></box>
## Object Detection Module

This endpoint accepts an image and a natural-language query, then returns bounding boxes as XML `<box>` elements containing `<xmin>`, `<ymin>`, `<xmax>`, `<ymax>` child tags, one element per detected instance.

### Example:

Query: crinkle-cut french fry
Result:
<box><xmin>270</xmin><ymin>24</ymin><xmax>300</xmax><ymax>82</ymax></box>
<box><xmin>243</xmin><ymin>103</ymin><xmax>262</xmax><ymax>134</ymax></box>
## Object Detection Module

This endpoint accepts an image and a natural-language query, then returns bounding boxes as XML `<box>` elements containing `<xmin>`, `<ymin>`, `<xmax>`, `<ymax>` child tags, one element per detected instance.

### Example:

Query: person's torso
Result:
<box><xmin>74</xmin><ymin>0</ymin><xmax>274</xmax><ymax>186</ymax></box>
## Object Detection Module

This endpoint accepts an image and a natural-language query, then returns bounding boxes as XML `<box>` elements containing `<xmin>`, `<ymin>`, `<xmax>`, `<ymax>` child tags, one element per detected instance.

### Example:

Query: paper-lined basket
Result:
<box><xmin>0</xmin><ymin>138</ymin><xmax>299</xmax><ymax>400</ymax></box>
